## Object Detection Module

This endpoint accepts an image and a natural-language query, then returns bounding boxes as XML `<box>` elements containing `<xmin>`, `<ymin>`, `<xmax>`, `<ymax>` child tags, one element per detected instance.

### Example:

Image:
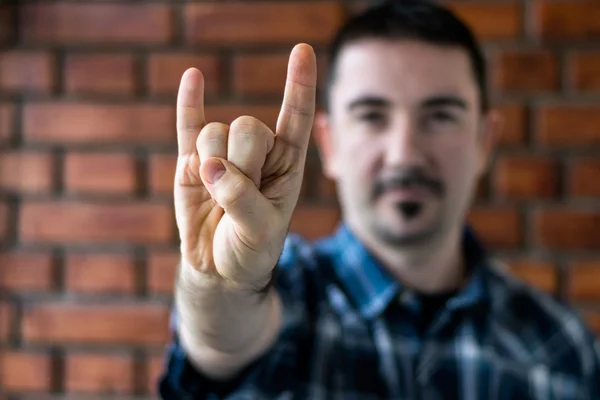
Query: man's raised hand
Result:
<box><xmin>173</xmin><ymin>43</ymin><xmax>317</xmax><ymax>292</ymax></box>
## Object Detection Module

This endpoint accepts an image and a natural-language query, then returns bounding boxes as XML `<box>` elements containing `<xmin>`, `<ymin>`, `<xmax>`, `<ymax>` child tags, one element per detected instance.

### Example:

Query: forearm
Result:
<box><xmin>175</xmin><ymin>261</ymin><xmax>282</xmax><ymax>380</ymax></box>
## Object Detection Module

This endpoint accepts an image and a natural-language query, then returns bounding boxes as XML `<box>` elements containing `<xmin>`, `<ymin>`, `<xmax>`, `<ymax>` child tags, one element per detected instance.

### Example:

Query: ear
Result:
<box><xmin>313</xmin><ymin>110</ymin><xmax>339</xmax><ymax>180</ymax></box>
<box><xmin>476</xmin><ymin>109</ymin><xmax>502</xmax><ymax>177</ymax></box>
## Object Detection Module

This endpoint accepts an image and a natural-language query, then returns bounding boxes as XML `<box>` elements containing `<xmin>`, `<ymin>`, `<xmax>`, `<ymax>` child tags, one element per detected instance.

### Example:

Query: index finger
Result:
<box><xmin>176</xmin><ymin>68</ymin><xmax>206</xmax><ymax>155</ymax></box>
<box><xmin>275</xmin><ymin>44</ymin><xmax>317</xmax><ymax>150</ymax></box>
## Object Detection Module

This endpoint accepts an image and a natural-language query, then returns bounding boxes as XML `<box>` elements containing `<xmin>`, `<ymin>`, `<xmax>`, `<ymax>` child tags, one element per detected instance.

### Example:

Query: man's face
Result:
<box><xmin>317</xmin><ymin>39</ymin><xmax>497</xmax><ymax>246</ymax></box>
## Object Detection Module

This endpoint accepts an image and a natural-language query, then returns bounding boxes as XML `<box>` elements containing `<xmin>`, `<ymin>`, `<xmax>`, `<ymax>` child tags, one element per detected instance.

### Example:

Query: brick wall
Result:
<box><xmin>1</xmin><ymin>0</ymin><xmax>599</xmax><ymax>398</ymax></box>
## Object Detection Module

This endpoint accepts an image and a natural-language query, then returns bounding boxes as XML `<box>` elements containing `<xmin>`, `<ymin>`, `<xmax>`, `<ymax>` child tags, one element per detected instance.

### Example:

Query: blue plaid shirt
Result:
<box><xmin>159</xmin><ymin>224</ymin><xmax>600</xmax><ymax>399</ymax></box>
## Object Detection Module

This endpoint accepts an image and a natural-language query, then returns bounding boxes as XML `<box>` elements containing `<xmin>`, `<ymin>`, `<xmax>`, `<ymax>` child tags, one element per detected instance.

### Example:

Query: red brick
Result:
<box><xmin>295</xmin><ymin>163</ymin><xmax>312</xmax><ymax>201</ymax></box>
<box><xmin>0</xmin><ymin>301</ymin><xmax>13</xmax><ymax>340</ymax></box>
<box><xmin>21</xmin><ymin>3</ymin><xmax>173</xmax><ymax>44</ymax></box>
<box><xmin>309</xmin><ymin>162</ymin><xmax>338</xmax><ymax>201</ymax></box>
<box><xmin>0</xmin><ymin>4</ymin><xmax>15</xmax><ymax>44</ymax></box>
<box><xmin>449</xmin><ymin>2</ymin><xmax>522</xmax><ymax>40</ymax></box>
<box><xmin>568</xmin><ymin>260</ymin><xmax>600</xmax><ymax>301</ymax></box>
<box><xmin>148</xmin><ymin>53</ymin><xmax>220</xmax><ymax>96</ymax></box>
<box><xmin>585</xmin><ymin>312</ymin><xmax>600</xmax><ymax>336</ymax></box>
<box><xmin>493</xmin><ymin>156</ymin><xmax>558</xmax><ymax>199</ymax></box>
<box><xmin>0</xmin><ymin>252</ymin><xmax>54</xmax><ymax>291</ymax></box>
<box><xmin>534</xmin><ymin>209</ymin><xmax>600</xmax><ymax>250</ymax></box>
<box><xmin>65</xmin><ymin>253</ymin><xmax>136</xmax><ymax>294</ymax></box>
<box><xmin>493</xmin><ymin>51</ymin><xmax>558</xmax><ymax>92</ymax></box>
<box><xmin>474</xmin><ymin>178</ymin><xmax>488</xmax><ymax>202</ymax></box>
<box><xmin>232</xmin><ymin>54</ymin><xmax>328</xmax><ymax>96</ymax></box>
<box><xmin>497</xmin><ymin>105</ymin><xmax>526</xmax><ymax>145</ymax></box>
<box><xmin>205</xmin><ymin>105</ymin><xmax>280</xmax><ymax>131</ymax></box>
<box><xmin>0</xmin><ymin>51</ymin><xmax>55</xmax><ymax>94</ymax></box>
<box><xmin>568</xmin><ymin>158</ymin><xmax>600</xmax><ymax>198</ymax></box>
<box><xmin>467</xmin><ymin>208</ymin><xmax>522</xmax><ymax>249</ymax></box>
<box><xmin>65</xmin><ymin>54</ymin><xmax>136</xmax><ymax>96</ymax></box>
<box><xmin>19</xmin><ymin>201</ymin><xmax>173</xmax><ymax>245</ymax></box>
<box><xmin>0</xmin><ymin>201</ymin><xmax>9</xmax><ymax>240</ymax></box>
<box><xmin>317</xmin><ymin>176</ymin><xmax>337</xmax><ymax>202</ymax></box>
<box><xmin>148</xmin><ymin>251</ymin><xmax>179</xmax><ymax>295</ymax></box>
<box><xmin>0</xmin><ymin>102</ymin><xmax>14</xmax><ymax>143</ymax></box>
<box><xmin>347</xmin><ymin>2</ymin><xmax>370</xmax><ymax>15</ymax></box>
<box><xmin>65</xmin><ymin>353</ymin><xmax>135</xmax><ymax>394</ymax></box>
<box><xmin>569</xmin><ymin>51</ymin><xmax>600</xmax><ymax>92</ymax></box>
<box><xmin>184</xmin><ymin>3</ymin><xmax>345</xmax><ymax>45</ymax></box>
<box><xmin>23</xmin><ymin>103</ymin><xmax>175</xmax><ymax>144</ymax></box>
<box><xmin>536</xmin><ymin>106</ymin><xmax>600</xmax><ymax>147</ymax></box>
<box><xmin>22</xmin><ymin>303</ymin><xmax>170</xmax><ymax>345</ymax></box>
<box><xmin>64</xmin><ymin>152</ymin><xmax>137</xmax><ymax>195</ymax></box>
<box><xmin>149</xmin><ymin>154</ymin><xmax>176</xmax><ymax>195</ymax></box>
<box><xmin>505</xmin><ymin>259</ymin><xmax>557</xmax><ymax>294</ymax></box>
<box><xmin>232</xmin><ymin>54</ymin><xmax>288</xmax><ymax>96</ymax></box>
<box><xmin>146</xmin><ymin>355</ymin><xmax>165</xmax><ymax>395</ymax></box>
<box><xmin>535</xmin><ymin>1</ymin><xmax>600</xmax><ymax>40</ymax></box>
<box><xmin>0</xmin><ymin>151</ymin><xmax>55</xmax><ymax>194</ymax></box>
<box><xmin>290</xmin><ymin>205</ymin><xmax>340</xmax><ymax>240</ymax></box>
<box><xmin>1</xmin><ymin>352</ymin><xmax>52</xmax><ymax>392</ymax></box>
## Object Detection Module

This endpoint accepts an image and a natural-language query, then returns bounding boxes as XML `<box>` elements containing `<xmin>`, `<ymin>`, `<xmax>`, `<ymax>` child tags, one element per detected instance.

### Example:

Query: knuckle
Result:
<box><xmin>230</xmin><ymin>115</ymin><xmax>260</xmax><ymax>129</ymax></box>
<box><xmin>176</xmin><ymin>121</ymin><xmax>200</xmax><ymax>134</ymax></box>
<box><xmin>230</xmin><ymin>116</ymin><xmax>270</xmax><ymax>138</ymax></box>
<box><xmin>176</xmin><ymin>109</ymin><xmax>206</xmax><ymax>134</ymax></box>
<box><xmin>197</xmin><ymin>122</ymin><xmax>228</xmax><ymax>146</ymax></box>
<box><xmin>229</xmin><ymin>117</ymin><xmax>275</xmax><ymax>154</ymax></box>
<box><xmin>200</xmin><ymin>122</ymin><xmax>229</xmax><ymax>137</ymax></box>
<box><xmin>281</xmin><ymin>103</ymin><xmax>314</xmax><ymax>119</ymax></box>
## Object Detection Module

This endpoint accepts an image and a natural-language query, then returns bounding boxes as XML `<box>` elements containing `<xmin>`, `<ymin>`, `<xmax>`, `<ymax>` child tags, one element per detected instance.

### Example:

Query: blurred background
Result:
<box><xmin>0</xmin><ymin>0</ymin><xmax>599</xmax><ymax>398</ymax></box>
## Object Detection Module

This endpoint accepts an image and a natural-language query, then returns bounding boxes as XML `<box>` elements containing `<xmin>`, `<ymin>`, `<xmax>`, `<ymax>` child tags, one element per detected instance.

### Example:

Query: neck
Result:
<box><xmin>355</xmin><ymin>224</ymin><xmax>466</xmax><ymax>295</ymax></box>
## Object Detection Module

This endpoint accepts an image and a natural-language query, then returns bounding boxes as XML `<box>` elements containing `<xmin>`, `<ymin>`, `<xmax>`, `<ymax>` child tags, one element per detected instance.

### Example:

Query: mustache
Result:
<box><xmin>372</xmin><ymin>168</ymin><xmax>445</xmax><ymax>199</ymax></box>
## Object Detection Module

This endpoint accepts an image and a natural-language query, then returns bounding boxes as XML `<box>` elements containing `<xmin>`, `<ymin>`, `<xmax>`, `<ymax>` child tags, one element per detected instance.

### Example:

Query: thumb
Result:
<box><xmin>200</xmin><ymin>157</ymin><xmax>276</xmax><ymax>243</ymax></box>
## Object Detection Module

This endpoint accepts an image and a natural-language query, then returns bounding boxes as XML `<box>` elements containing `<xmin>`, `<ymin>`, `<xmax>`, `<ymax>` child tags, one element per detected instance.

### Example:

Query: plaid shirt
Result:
<box><xmin>159</xmin><ymin>224</ymin><xmax>600</xmax><ymax>399</ymax></box>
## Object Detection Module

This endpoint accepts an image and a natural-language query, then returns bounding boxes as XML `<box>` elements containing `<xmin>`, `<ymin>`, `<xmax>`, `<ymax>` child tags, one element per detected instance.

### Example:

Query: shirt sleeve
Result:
<box><xmin>158</xmin><ymin>318</ymin><xmax>262</xmax><ymax>400</ymax></box>
<box><xmin>590</xmin><ymin>338</ymin><xmax>600</xmax><ymax>398</ymax></box>
<box><xmin>157</xmin><ymin>234</ymin><xmax>315</xmax><ymax>399</ymax></box>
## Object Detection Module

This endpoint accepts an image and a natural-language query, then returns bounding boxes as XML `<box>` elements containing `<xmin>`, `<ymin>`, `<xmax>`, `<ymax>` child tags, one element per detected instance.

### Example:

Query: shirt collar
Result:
<box><xmin>323</xmin><ymin>223</ymin><xmax>491</xmax><ymax>320</ymax></box>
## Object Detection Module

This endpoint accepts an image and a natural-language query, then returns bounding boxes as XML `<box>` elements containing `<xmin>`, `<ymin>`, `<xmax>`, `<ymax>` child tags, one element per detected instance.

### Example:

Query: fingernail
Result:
<box><xmin>204</xmin><ymin>159</ymin><xmax>226</xmax><ymax>184</ymax></box>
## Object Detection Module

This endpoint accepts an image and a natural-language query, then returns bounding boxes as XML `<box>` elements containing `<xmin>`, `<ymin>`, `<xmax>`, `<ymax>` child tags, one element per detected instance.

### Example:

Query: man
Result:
<box><xmin>159</xmin><ymin>1</ymin><xmax>600</xmax><ymax>399</ymax></box>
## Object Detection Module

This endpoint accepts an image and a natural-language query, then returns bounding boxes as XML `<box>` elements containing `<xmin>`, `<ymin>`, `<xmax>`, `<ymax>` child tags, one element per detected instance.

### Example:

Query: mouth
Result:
<box><xmin>378</xmin><ymin>189</ymin><xmax>430</xmax><ymax>221</ymax></box>
<box><xmin>397</xmin><ymin>201</ymin><xmax>423</xmax><ymax>219</ymax></box>
<box><xmin>379</xmin><ymin>186</ymin><xmax>432</xmax><ymax>202</ymax></box>
<box><xmin>373</xmin><ymin>171</ymin><xmax>444</xmax><ymax>203</ymax></box>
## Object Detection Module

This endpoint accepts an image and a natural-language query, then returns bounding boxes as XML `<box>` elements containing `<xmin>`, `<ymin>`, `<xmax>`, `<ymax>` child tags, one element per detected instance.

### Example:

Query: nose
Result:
<box><xmin>383</xmin><ymin>118</ymin><xmax>427</xmax><ymax>168</ymax></box>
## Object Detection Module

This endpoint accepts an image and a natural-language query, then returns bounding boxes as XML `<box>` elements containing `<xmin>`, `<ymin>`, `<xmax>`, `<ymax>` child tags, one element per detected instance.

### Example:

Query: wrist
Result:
<box><xmin>178</xmin><ymin>257</ymin><xmax>277</xmax><ymax>295</ymax></box>
<box><xmin>178</xmin><ymin>288</ymin><xmax>282</xmax><ymax>380</ymax></box>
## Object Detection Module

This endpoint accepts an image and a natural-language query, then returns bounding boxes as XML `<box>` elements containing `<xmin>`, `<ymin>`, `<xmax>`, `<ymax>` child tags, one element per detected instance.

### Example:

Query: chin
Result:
<box><xmin>374</xmin><ymin>224</ymin><xmax>438</xmax><ymax>246</ymax></box>
<box><xmin>372</xmin><ymin>207</ymin><xmax>441</xmax><ymax>246</ymax></box>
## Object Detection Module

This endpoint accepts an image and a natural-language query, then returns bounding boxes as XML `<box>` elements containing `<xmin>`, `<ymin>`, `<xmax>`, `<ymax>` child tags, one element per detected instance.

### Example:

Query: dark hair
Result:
<box><xmin>323</xmin><ymin>0</ymin><xmax>489</xmax><ymax>113</ymax></box>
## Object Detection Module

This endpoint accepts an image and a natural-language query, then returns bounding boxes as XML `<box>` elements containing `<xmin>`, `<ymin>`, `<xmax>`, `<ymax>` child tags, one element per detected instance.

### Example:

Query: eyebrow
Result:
<box><xmin>421</xmin><ymin>95</ymin><xmax>468</xmax><ymax>110</ymax></box>
<box><xmin>347</xmin><ymin>94</ymin><xmax>469</xmax><ymax>112</ymax></box>
<box><xmin>347</xmin><ymin>96</ymin><xmax>391</xmax><ymax>111</ymax></box>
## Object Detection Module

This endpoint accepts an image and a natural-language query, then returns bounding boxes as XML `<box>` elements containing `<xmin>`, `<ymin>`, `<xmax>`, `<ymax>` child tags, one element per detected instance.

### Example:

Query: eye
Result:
<box><xmin>429</xmin><ymin>110</ymin><xmax>456</xmax><ymax>123</ymax></box>
<box><xmin>359</xmin><ymin>111</ymin><xmax>385</xmax><ymax>123</ymax></box>
<box><xmin>421</xmin><ymin>110</ymin><xmax>460</xmax><ymax>132</ymax></box>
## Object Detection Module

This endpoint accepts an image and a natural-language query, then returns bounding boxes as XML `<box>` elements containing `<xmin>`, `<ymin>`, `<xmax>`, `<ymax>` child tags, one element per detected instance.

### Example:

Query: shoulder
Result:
<box><xmin>485</xmin><ymin>260</ymin><xmax>598</xmax><ymax>376</ymax></box>
<box><xmin>272</xmin><ymin>232</ymin><xmax>339</xmax><ymax>318</ymax></box>
<box><xmin>278</xmin><ymin>232</ymin><xmax>320</xmax><ymax>269</ymax></box>
<box><xmin>275</xmin><ymin>232</ymin><xmax>338</xmax><ymax>287</ymax></box>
